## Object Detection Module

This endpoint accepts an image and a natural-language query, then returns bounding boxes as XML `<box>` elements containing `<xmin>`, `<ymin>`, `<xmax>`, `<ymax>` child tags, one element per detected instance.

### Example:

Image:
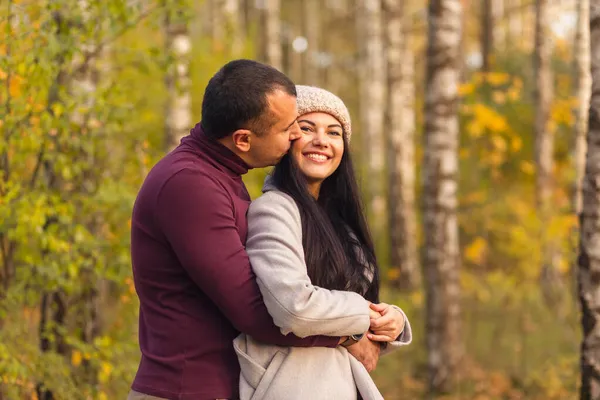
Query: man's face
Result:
<box><xmin>247</xmin><ymin>90</ymin><xmax>302</xmax><ymax>168</ymax></box>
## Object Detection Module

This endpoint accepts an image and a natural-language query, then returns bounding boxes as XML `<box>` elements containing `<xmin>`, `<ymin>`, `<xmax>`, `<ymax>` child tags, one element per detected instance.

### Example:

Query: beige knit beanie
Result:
<box><xmin>295</xmin><ymin>85</ymin><xmax>352</xmax><ymax>141</ymax></box>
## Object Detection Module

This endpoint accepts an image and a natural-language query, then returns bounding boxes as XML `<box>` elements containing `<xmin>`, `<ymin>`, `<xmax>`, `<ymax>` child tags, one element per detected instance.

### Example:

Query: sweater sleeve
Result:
<box><xmin>246</xmin><ymin>191</ymin><xmax>371</xmax><ymax>338</ymax></box>
<box><xmin>157</xmin><ymin>170</ymin><xmax>338</xmax><ymax>348</ymax></box>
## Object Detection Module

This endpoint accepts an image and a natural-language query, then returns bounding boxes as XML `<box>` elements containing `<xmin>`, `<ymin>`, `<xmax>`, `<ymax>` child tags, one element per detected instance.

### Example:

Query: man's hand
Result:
<box><xmin>346</xmin><ymin>334</ymin><xmax>381</xmax><ymax>372</ymax></box>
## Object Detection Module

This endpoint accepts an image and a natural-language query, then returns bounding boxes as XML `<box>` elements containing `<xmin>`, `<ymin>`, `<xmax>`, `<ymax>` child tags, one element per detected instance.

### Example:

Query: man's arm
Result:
<box><xmin>156</xmin><ymin>169</ymin><xmax>338</xmax><ymax>348</ymax></box>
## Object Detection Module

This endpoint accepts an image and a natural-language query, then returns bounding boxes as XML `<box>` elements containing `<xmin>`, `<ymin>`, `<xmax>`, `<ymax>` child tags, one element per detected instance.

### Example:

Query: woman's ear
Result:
<box><xmin>232</xmin><ymin>129</ymin><xmax>252</xmax><ymax>152</ymax></box>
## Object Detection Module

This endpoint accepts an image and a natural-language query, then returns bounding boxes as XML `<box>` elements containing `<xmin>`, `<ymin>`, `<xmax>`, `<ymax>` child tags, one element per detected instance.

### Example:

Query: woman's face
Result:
<box><xmin>292</xmin><ymin>112</ymin><xmax>345</xmax><ymax>194</ymax></box>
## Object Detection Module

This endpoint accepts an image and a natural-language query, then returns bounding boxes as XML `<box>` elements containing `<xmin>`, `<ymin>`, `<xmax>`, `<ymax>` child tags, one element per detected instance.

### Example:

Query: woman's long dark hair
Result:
<box><xmin>272</xmin><ymin>138</ymin><xmax>380</xmax><ymax>303</ymax></box>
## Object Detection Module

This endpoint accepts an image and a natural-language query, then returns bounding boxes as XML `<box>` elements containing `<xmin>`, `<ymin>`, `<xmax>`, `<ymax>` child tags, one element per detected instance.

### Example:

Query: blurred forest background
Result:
<box><xmin>0</xmin><ymin>0</ymin><xmax>592</xmax><ymax>398</ymax></box>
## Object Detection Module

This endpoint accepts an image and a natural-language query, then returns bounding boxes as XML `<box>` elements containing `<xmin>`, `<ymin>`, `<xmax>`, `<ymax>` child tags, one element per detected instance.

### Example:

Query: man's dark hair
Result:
<box><xmin>201</xmin><ymin>59</ymin><xmax>296</xmax><ymax>139</ymax></box>
<box><xmin>272</xmin><ymin>139</ymin><xmax>380</xmax><ymax>303</ymax></box>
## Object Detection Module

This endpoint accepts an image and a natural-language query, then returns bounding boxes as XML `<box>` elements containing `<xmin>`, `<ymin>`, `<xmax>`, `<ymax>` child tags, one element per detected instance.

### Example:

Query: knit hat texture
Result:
<box><xmin>295</xmin><ymin>85</ymin><xmax>352</xmax><ymax>141</ymax></box>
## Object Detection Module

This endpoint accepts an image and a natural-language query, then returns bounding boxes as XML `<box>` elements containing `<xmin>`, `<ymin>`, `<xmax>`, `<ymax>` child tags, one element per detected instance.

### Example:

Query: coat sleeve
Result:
<box><xmin>246</xmin><ymin>191</ymin><xmax>371</xmax><ymax>338</ymax></box>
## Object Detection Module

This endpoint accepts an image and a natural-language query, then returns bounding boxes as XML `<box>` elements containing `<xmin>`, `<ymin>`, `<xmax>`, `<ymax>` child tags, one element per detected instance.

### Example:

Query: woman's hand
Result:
<box><xmin>367</xmin><ymin>303</ymin><xmax>405</xmax><ymax>342</ymax></box>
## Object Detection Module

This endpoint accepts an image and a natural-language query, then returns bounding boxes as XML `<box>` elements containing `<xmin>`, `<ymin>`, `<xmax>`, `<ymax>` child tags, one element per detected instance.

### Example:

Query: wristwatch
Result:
<box><xmin>341</xmin><ymin>333</ymin><xmax>364</xmax><ymax>347</ymax></box>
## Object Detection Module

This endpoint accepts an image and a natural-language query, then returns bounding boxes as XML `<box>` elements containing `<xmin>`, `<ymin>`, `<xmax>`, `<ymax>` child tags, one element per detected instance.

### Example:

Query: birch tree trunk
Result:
<box><xmin>493</xmin><ymin>0</ymin><xmax>505</xmax><ymax>51</ymax></box>
<box><xmin>263</xmin><ymin>0</ymin><xmax>282</xmax><ymax>70</ymax></box>
<box><xmin>212</xmin><ymin>0</ymin><xmax>244</xmax><ymax>54</ymax></box>
<box><xmin>384</xmin><ymin>0</ymin><xmax>420</xmax><ymax>291</ymax></box>
<box><xmin>164</xmin><ymin>3</ymin><xmax>192</xmax><ymax>151</ymax></box>
<box><xmin>357</xmin><ymin>0</ymin><xmax>387</xmax><ymax>247</ymax></box>
<box><xmin>303</xmin><ymin>0</ymin><xmax>320</xmax><ymax>85</ymax></box>
<box><xmin>506</xmin><ymin>0</ymin><xmax>523</xmax><ymax>46</ymax></box>
<box><xmin>533</xmin><ymin>0</ymin><xmax>560</xmax><ymax>302</ymax></box>
<box><xmin>579</xmin><ymin>5</ymin><xmax>600</xmax><ymax>397</ymax></box>
<box><xmin>574</xmin><ymin>0</ymin><xmax>591</xmax><ymax>216</ymax></box>
<box><xmin>423</xmin><ymin>0</ymin><xmax>463</xmax><ymax>393</ymax></box>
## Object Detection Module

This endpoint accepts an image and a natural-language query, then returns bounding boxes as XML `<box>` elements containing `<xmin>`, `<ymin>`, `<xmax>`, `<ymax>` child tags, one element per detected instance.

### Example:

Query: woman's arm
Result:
<box><xmin>246</xmin><ymin>191</ymin><xmax>370</xmax><ymax>338</ymax></box>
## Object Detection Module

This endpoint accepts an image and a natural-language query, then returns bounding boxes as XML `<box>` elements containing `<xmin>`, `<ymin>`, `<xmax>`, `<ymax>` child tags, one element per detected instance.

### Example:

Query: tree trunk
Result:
<box><xmin>423</xmin><ymin>0</ymin><xmax>463</xmax><ymax>394</ymax></box>
<box><xmin>481</xmin><ymin>0</ymin><xmax>494</xmax><ymax>71</ymax></box>
<box><xmin>493</xmin><ymin>0</ymin><xmax>505</xmax><ymax>51</ymax></box>
<box><xmin>212</xmin><ymin>0</ymin><xmax>244</xmax><ymax>54</ymax></box>
<box><xmin>302</xmin><ymin>0</ymin><xmax>320</xmax><ymax>85</ymax></box>
<box><xmin>533</xmin><ymin>0</ymin><xmax>561</xmax><ymax>305</ymax></box>
<box><xmin>357</xmin><ymin>0</ymin><xmax>387</xmax><ymax>248</ymax></box>
<box><xmin>384</xmin><ymin>0</ymin><xmax>420</xmax><ymax>291</ymax></box>
<box><xmin>574</xmin><ymin>0</ymin><xmax>591</xmax><ymax>216</ymax></box>
<box><xmin>263</xmin><ymin>0</ymin><xmax>282</xmax><ymax>70</ymax></box>
<box><xmin>164</xmin><ymin>3</ymin><xmax>192</xmax><ymax>151</ymax></box>
<box><xmin>506</xmin><ymin>0</ymin><xmax>522</xmax><ymax>45</ymax></box>
<box><xmin>579</xmin><ymin>4</ymin><xmax>600</xmax><ymax>397</ymax></box>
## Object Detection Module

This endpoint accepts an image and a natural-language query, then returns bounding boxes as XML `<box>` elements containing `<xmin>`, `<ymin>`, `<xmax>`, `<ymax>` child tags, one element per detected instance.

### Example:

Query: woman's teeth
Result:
<box><xmin>306</xmin><ymin>153</ymin><xmax>327</xmax><ymax>162</ymax></box>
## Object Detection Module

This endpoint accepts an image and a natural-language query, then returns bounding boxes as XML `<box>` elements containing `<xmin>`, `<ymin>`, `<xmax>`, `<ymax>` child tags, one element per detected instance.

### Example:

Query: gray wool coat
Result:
<box><xmin>233</xmin><ymin>178</ymin><xmax>412</xmax><ymax>400</ymax></box>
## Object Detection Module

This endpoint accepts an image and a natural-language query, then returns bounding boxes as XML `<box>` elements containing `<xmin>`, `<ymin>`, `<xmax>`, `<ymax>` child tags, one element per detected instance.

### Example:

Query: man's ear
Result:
<box><xmin>232</xmin><ymin>129</ymin><xmax>252</xmax><ymax>152</ymax></box>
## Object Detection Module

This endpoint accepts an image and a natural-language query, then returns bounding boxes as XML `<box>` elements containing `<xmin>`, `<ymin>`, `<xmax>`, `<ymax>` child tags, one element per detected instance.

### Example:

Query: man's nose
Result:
<box><xmin>289</xmin><ymin>123</ymin><xmax>302</xmax><ymax>141</ymax></box>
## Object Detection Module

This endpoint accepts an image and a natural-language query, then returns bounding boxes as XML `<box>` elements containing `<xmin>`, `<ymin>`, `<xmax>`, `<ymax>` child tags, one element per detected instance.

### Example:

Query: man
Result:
<box><xmin>128</xmin><ymin>59</ymin><xmax>380</xmax><ymax>400</ymax></box>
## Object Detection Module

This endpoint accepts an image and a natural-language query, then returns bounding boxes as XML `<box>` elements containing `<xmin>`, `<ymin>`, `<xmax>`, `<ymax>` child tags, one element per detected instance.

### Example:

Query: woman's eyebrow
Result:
<box><xmin>298</xmin><ymin>119</ymin><xmax>316</xmax><ymax>126</ymax></box>
<box><xmin>328</xmin><ymin>124</ymin><xmax>342</xmax><ymax>129</ymax></box>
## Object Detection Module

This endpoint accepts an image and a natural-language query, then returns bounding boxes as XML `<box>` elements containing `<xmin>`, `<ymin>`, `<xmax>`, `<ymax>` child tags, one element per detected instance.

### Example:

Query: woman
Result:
<box><xmin>233</xmin><ymin>86</ymin><xmax>412</xmax><ymax>400</ymax></box>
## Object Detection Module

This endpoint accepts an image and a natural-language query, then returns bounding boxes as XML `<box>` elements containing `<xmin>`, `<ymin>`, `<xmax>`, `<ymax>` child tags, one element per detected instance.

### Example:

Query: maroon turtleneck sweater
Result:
<box><xmin>130</xmin><ymin>125</ymin><xmax>338</xmax><ymax>400</ymax></box>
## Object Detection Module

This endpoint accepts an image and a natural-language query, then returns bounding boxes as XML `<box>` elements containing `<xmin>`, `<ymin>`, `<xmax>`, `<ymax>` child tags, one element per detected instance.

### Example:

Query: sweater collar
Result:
<box><xmin>184</xmin><ymin>122</ymin><xmax>249</xmax><ymax>176</ymax></box>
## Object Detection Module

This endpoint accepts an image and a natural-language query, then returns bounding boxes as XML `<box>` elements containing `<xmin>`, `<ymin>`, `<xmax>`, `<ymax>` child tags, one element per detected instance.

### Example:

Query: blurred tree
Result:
<box><xmin>262</xmin><ymin>0</ymin><xmax>282</xmax><ymax>70</ymax></box>
<box><xmin>423</xmin><ymin>0</ymin><xmax>463</xmax><ymax>394</ymax></box>
<box><xmin>356</xmin><ymin>0</ymin><xmax>387</xmax><ymax>251</ymax></box>
<box><xmin>573</xmin><ymin>0</ymin><xmax>591</xmax><ymax>216</ymax></box>
<box><xmin>212</xmin><ymin>0</ymin><xmax>245</xmax><ymax>55</ymax></box>
<box><xmin>482</xmin><ymin>0</ymin><xmax>505</xmax><ymax>71</ymax></box>
<box><xmin>579</xmin><ymin>3</ymin><xmax>600</xmax><ymax>398</ymax></box>
<box><xmin>164</xmin><ymin>0</ymin><xmax>192</xmax><ymax>151</ymax></box>
<box><xmin>302</xmin><ymin>0</ymin><xmax>321</xmax><ymax>86</ymax></box>
<box><xmin>533</xmin><ymin>0</ymin><xmax>561</xmax><ymax>306</ymax></box>
<box><xmin>384</xmin><ymin>0</ymin><xmax>420</xmax><ymax>291</ymax></box>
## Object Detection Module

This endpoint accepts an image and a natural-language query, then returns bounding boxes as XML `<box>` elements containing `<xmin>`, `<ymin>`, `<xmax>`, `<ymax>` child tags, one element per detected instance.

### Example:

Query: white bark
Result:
<box><xmin>507</xmin><ymin>0</ymin><xmax>523</xmax><ymax>42</ymax></box>
<box><xmin>357</xmin><ymin>0</ymin><xmax>387</xmax><ymax>233</ymax></box>
<box><xmin>534</xmin><ymin>0</ymin><xmax>553</xmax><ymax>210</ymax></box>
<box><xmin>212</xmin><ymin>0</ymin><xmax>245</xmax><ymax>54</ymax></box>
<box><xmin>385</xmin><ymin>0</ymin><xmax>420</xmax><ymax>291</ymax></box>
<box><xmin>579</xmin><ymin>4</ymin><xmax>600</xmax><ymax>397</ymax></box>
<box><xmin>165</xmin><ymin>7</ymin><xmax>192</xmax><ymax>150</ymax></box>
<box><xmin>423</xmin><ymin>0</ymin><xmax>463</xmax><ymax>393</ymax></box>
<box><xmin>303</xmin><ymin>0</ymin><xmax>320</xmax><ymax>85</ymax></box>
<box><xmin>263</xmin><ymin>0</ymin><xmax>282</xmax><ymax>70</ymax></box>
<box><xmin>574</xmin><ymin>0</ymin><xmax>591</xmax><ymax>215</ymax></box>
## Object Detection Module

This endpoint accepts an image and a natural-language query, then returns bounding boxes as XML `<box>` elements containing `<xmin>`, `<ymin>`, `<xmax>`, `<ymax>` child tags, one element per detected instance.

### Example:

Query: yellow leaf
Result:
<box><xmin>485</xmin><ymin>72</ymin><xmax>510</xmax><ymax>86</ymax></box>
<box><xmin>467</xmin><ymin>121</ymin><xmax>483</xmax><ymax>138</ymax></box>
<box><xmin>71</xmin><ymin>350</ymin><xmax>82</xmax><ymax>367</ymax></box>
<box><xmin>98</xmin><ymin>392</ymin><xmax>108</xmax><ymax>400</ymax></box>
<box><xmin>492</xmin><ymin>91</ymin><xmax>506</xmax><ymax>104</ymax></box>
<box><xmin>98</xmin><ymin>362</ymin><xmax>113</xmax><ymax>383</ymax></box>
<box><xmin>491</xmin><ymin>135</ymin><xmax>507</xmax><ymax>152</ymax></box>
<box><xmin>387</xmin><ymin>269</ymin><xmax>400</xmax><ymax>281</ymax></box>
<box><xmin>409</xmin><ymin>290</ymin><xmax>423</xmax><ymax>307</ymax></box>
<box><xmin>511</xmin><ymin>137</ymin><xmax>522</xmax><ymax>152</ymax></box>
<box><xmin>458</xmin><ymin>82</ymin><xmax>475</xmax><ymax>96</ymax></box>
<box><xmin>520</xmin><ymin>161</ymin><xmax>535</xmax><ymax>175</ymax></box>
<box><xmin>465</xmin><ymin>237</ymin><xmax>487</xmax><ymax>264</ymax></box>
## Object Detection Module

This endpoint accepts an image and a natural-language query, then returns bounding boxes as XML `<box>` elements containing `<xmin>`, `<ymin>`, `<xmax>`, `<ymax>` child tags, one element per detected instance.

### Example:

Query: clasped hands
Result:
<box><xmin>345</xmin><ymin>302</ymin><xmax>406</xmax><ymax>372</ymax></box>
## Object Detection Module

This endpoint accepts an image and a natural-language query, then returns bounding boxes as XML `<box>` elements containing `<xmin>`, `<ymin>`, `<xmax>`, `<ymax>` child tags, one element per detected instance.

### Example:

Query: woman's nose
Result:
<box><xmin>312</xmin><ymin>129</ymin><xmax>329</xmax><ymax>146</ymax></box>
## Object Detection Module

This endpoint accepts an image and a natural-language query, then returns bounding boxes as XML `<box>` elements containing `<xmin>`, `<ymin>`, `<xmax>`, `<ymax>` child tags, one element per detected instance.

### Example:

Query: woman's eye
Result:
<box><xmin>300</xmin><ymin>126</ymin><xmax>311</xmax><ymax>132</ymax></box>
<box><xmin>329</xmin><ymin>131</ymin><xmax>342</xmax><ymax>136</ymax></box>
